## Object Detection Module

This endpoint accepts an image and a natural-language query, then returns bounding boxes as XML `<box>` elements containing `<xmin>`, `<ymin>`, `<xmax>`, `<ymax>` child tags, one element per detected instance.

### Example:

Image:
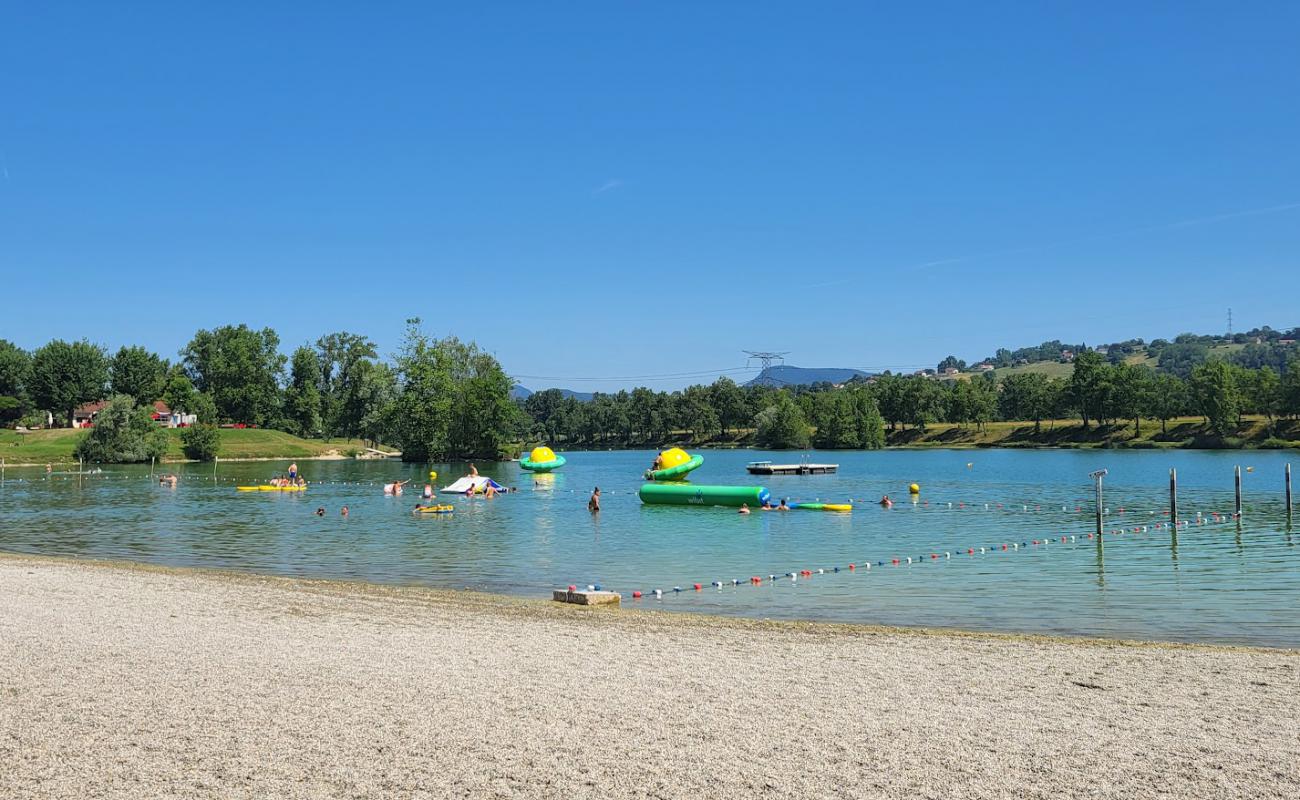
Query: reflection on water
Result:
<box><xmin>2</xmin><ymin>449</ymin><xmax>1298</xmax><ymax>647</ymax></box>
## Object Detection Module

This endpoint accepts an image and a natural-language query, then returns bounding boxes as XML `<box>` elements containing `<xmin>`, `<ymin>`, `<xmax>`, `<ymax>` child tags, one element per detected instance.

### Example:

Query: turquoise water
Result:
<box><xmin>2</xmin><ymin>449</ymin><xmax>1297</xmax><ymax>647</ymax></box>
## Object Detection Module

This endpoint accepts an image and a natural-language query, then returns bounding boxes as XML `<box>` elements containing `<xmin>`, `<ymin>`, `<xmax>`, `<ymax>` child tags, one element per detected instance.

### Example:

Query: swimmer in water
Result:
<box><xmin>588</xmin><ymin>486</ymin><xmax>601</xmax><ymax>512</ymax></box>
<box><xmin>341</xmin><ymin>506</ymin><xmax>349</xmax><ymax>517</ymax></box>
<box><xmin>879</xmin><ymin>495</ymin><xmax>893</xmax><ymax>508</ymax></box>
<box><xmin>738</xmin><ymin>503</ymin><xmax>751</xmax><ymax>515</ymax></box>
<box><xmin>315</xmin><ymin>507</ymin><xmax>325</xmax><ymax>517</ymax></box>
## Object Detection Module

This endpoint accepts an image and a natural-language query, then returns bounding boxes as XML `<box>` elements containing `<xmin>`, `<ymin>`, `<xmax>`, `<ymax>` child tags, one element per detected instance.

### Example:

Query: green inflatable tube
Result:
<box><xmin>643</xmin><ymin>454</ymin><xmax>704</xmax><ymax>481</ymax></box>
<box><xmin>639</xmin><ymin>483</ymin><xmax>770</xmax><ymax>508</ymax></box>
<box><xmin>520</xmin><ymin>454</ymin><xmax>566</xmax><ymax>472</ymax></box>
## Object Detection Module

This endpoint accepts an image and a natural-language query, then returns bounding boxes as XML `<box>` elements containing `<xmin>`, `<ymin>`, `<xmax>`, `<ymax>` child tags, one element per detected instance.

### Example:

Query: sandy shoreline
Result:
<box><xmin>2</xmin><ymin>554</ymin><xmax>1298</xmax><ymax>799</ymax></box>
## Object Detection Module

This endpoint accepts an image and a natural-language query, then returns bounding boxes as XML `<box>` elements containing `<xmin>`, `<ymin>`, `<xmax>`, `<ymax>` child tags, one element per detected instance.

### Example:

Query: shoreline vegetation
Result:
<box><xmin>2</xmin><ymin>552</ymin><xmax>1297</xmax><ymax>798</ymax></box>
<box><xmin>2</xmin><ymin>415</ymin><xmax>1296</xmax><ymax>466</ymax></box>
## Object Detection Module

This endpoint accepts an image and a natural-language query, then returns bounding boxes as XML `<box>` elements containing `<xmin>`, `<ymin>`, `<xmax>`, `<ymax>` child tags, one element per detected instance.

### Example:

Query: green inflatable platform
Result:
<box><xmin>639</xmin><ymin>483</ymin><xmax>770</xmax><ymax>508</ymax></box>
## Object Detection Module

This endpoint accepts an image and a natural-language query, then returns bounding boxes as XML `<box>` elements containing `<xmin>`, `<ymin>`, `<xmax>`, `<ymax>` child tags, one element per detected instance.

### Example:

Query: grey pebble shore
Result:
<box><xmin>2</xmin><ymin>554</ymin><xmax>1298</xmax><ymax>799</ymax></box>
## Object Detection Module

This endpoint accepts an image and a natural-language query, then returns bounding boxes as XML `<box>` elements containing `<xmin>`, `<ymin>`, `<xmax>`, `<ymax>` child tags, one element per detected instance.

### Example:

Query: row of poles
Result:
<box><xmin>1089</xmin><ymin>463</ymin><xmax>1294</xmax><ymax>540</ymax></box>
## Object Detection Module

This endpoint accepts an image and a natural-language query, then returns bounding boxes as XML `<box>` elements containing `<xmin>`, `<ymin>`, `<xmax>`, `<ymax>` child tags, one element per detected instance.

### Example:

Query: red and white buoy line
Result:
<box><xmin>572</xmin><ymin>508</ymin><xmax>1246</xmax><ymax>601</ymax></box>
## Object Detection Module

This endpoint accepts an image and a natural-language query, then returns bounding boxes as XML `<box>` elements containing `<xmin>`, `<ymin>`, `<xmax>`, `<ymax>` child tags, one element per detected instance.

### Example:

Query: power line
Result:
<box><xmin>512</xmin><ymin>366</ymin><xmax>757</xmax><ymax>383</ymax></box>
<box><xmin>743</xmin><ymin>351</ymin><xmax>789</xmax><ymax>371</ymax></box>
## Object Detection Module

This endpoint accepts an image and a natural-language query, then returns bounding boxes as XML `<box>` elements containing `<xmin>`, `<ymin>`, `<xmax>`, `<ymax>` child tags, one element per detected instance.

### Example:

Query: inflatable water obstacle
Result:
<box><xmin>644</xmin><ymin>447</ymin><xmax>704</xmax><ymax>481</ymax></box>
<box><xmin>639</xmin><ymin>483</ymin><xmax>769</xmax><ymax>508</ymax></box>
<box><xmin>442</xmin><ymin>476</ymin><xmax>505</xmax><ymax>494</ymax></box>
<box><xmin>520</xmin><ymin>446</ymin><xmax>566</xmax><ymax>472</ymax></box>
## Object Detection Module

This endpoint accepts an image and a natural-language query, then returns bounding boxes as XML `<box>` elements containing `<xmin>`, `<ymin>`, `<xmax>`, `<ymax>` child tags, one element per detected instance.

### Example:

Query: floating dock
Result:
<box><xmin>745</xmin><ymin>461</ymin><xmax>838</xmax><ymax>475</ymax></box>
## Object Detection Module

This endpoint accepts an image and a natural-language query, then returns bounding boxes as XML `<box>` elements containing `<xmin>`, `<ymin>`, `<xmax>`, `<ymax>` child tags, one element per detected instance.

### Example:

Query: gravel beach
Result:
<box><xmin>2</xmin><ymin>554</ymin><xmax>1298</xmax><ymax>799</ymax></box>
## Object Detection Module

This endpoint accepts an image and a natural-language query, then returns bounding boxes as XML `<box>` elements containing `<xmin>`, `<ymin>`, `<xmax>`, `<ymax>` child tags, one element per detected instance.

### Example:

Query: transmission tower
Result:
<box><xmin>1227</xmin><ymin>307</ymin><xmax>1233</xmax><ymax>338</ymax></box>
<box><xmin>744</xmin><ymin>350</ymin><xmax>790</xmax><ymax>371</ymax></box>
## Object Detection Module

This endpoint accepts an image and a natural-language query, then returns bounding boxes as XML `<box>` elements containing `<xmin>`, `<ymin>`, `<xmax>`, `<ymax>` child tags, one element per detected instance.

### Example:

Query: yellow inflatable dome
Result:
<box><xmin>530</xmin><ymin>446</ymin><xmax>557</xmax><ymax>463</ymax></box>
<box><xmin>659</xmin><ymin>447</ymin><xmax>692</xmax><ymax>469</ymax></box>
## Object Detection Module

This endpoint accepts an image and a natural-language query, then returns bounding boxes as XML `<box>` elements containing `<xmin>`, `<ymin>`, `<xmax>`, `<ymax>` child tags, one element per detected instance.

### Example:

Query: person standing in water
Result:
<box><xmin>588</xmin><ymin>487</ymin><xmax>601</xmax><ymax>512</ymax></box>
<box><xmin>288</xmin><ymin>462</ymin><xmax>298</xmax><ymax>483</ymax></box>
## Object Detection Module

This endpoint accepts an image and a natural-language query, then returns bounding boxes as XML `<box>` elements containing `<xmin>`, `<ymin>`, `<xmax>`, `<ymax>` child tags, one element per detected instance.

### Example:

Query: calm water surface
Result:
<box><xmin>2</xmin><ymin>449</ymin><xmax>1297</xmax><ymax>647</ymax></box>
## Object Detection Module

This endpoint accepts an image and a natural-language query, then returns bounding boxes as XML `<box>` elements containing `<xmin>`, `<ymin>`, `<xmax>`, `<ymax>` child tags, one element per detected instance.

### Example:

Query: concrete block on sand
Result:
<box><xmin>552</xmin><ymin>589</ymin><xmax>621</xmax><ymax>606</ymax></box>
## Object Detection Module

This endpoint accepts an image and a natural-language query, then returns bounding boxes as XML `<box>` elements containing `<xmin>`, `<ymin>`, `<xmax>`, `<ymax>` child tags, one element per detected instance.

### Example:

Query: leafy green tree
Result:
<box><xmin>850</xmin><ymin>388</ymin><xmax>886</xmax><ymax>449</ymax></box>
<box><xmin>315</xmin><ymin>331</ymin><xmax>379</xmax><ymax>437</ymax></box>
<box><xmin>1000</xmin><ymin>372</ymin><xmax>1053</xmax><ymax>432</ymax></box>
<box><xmin>1146</xmin><ymin>373</ymin><xmax>1188</xmax><ymax>434</ymax></box>
<box><xmin>902</xmin><ymin>376</ymin><xmax>945</xmax><ymax>430</ymax></box>
<box><xmin>754</xmin><ymin>393</ymin><xmax>811</xmax><ymax>449</ymax></box>
<box><xmin>1243</xmin><ymin>366</ymin><xmax>1281</xmax><ymax>423</ymax></box>
<box><xmin>109</xmin><ymin>345</ymin><xmax>168</xmax><ymax>403</ymax></box>
<box><xmin>180</xmin><ymin>423</ymin><xmax>222</xmax><ymax>461</ymax></box>
<box><xmin>1069</xmin><ymin>351</ymin><xmax>1113</xmax><ymax>427</ymax></box>
<box><xmin>1281</xmin><ymin>357</ymin><xmax>1300</xmax><ymax>420</ymax></box>
<box><xmin>709</xmin><ymin>377</ymin><xmax>748</xmax><ymax>436</ymax></box>
<box><xmin>0</xmin><ymin>339</ymin><xmax>31</xmax><ymax>399</ymax></box>
<box><xmin>73</xmin><ymin>395</ymin><xmax>168</xmax><ymax>463</ymax></box>
<box><xmin>162</xmin><ymin>373</ymin><xmax>196</xmax><ymax>418</ymax></box>
<box><xmin>1189</xmin><ymin>361</ymin><xmax>1240</xmax><ymax>436</ymax></box>
<box><xmin>29</xmin><ymin>339</ymin><xmax>108</xmax><ymax>427</ymax></box>
<box><xmin>810</xmin><ymin>391</ymin><xmax>858</xmax><ymax>448</ymax></box>
<box><xmin>393</xmin><ymin>320</ymin><xmax>453</xmax><ymax>461</ymax></box>
<box><xmin>283</xmin><ymin>345</ymin><xmax>323</xmax><ymax>436</ymax></box>
<box><xmin>181</xmin><ymin>325</ymin><xmax>285</xmax><ymax>425</ymax></box>
<box><xmin>348</xmin><ymin>360</ymin><xmax>399</xmax><ymax>445</ymax></box>
<box><xmin>1111</xmin><ymin>363</ymin><xmax>1154</xmax><ymax>436</ymax></box>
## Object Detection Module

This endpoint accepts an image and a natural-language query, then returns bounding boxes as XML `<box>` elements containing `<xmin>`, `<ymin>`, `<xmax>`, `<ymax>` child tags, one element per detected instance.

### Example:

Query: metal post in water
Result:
<box><xmin>1286</xmin><ymin>463</ymin><xmax>1292</xmax><ymax>522</ymax></box>
<box><xmin>1091</xmin><ymin>469</ymin><xmax>1107</xmax><ymax>539</ymax></box>
<box><xmin>150</xmin><ymin>456</ymin><xmax>155</xmax><ymax>478</ymax></box>
<box><xmin>1169</xmin><ymin>468</ymin><xmax>1178</xmax><ymax>527</ymax></box>
<box><xmin>1234</xmin><ymin>465</ymin><xmax>1242</xmax><ymax>518</ymax></box>
<box><xmin>79</xmin><ymin>456</ymin><xmax>83</xmax><ymax>489</ymax></box>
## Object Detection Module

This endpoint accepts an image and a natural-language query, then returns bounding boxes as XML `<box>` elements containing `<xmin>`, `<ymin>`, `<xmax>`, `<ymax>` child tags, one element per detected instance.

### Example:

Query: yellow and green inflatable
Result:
<box><xmin>520</xmin><ymin>445</ymin><xmax>566</xmax><ymax>472</ymax></box>
<box><xmin>644</xmin><ymin>447</ymin><xmax>704</xmax><ymax>481</ymax></box>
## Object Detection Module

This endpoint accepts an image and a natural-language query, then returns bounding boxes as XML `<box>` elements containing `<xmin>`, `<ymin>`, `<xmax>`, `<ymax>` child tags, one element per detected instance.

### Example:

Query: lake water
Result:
<box><xmin>2</xmin><ymin>448</ymin><xmax>1297</xmax><ymax>647</ymax></box>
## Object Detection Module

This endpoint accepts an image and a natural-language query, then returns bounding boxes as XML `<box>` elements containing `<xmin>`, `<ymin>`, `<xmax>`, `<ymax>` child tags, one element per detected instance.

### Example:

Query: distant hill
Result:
<box><xmin>746</xmin><ymin>365</ymin><xmax>870</xmax><ymax>388</ymax></box>
<box><xmin>511</xmin><ymin>385</ymin><xmax>594</xmax><ymax>402</ymax></box>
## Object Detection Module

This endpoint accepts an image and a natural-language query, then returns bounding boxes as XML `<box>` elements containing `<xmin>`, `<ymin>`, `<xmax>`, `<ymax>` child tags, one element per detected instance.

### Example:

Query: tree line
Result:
<box><xmin>3</xmin><ymin>327</ymin><xmax>1299</xmax><ymax>462</ymax></box>
<box><xmin>0</xmin><ymin>320</ymin><xmax>520</xmax><ymax>462</ymax></box>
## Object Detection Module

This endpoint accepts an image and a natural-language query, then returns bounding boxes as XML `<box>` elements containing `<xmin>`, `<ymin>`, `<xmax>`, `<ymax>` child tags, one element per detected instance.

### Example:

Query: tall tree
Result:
<box><xmin>315</xmin><ymin>331</ymin><xmax>378</xmax><ymax>437</ymax></box>
<box><xmin>0</xmin><ymin>339</ymin><xmax>31</xmax><ymax>399</ymax></box>
<box><xmin>1146</xmin><ymin>373</ymin><xmax>1188</xmax><ymax>435</ymax></box>
<box><xmin>1189</xmin><ymin>361</ymin><xmax>1240</xmax><ymax>436</ymax></box>
<box><xmin>754</xmin><ymin>393</ymin><xmax>811</xmax><ymax>449</ymax></box>
<box><xmin>109</xmin><ymin>345</ymin><xmax>168</xmax><ymax>403</ymax></box>
<box><xmin>283</xmin><ymin>345</ymin><xmax>323</xmax><ymax>436</ymax></box>
<box><xmin>1069</xmin><ymin>351</ymin><xmax>1112</xmax><ymax>427</ymax></box>
<box><xmin>29</xmin><ymin>339</ymin><xmax>108</xmax><ymax>426</ymax></box>
<box><xmin>181</xmin><ymin>325</ymin><xmax>286</xmax><ymax>425</ymax></box>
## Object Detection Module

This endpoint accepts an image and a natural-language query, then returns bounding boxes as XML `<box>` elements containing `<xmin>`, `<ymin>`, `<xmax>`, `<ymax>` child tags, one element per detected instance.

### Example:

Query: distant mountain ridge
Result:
<box><xmin>745</xmin><ymin>365</ymin><xmax>870</xmax><ymax>387</ymax></box>
<box><xmin>511</xmin><ymin>385</ymin><xmax>594</xmax><ymax>402</ymax></box>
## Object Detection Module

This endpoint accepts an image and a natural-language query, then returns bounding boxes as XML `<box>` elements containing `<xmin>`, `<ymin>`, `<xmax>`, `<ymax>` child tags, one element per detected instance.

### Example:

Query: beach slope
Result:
<box><xmin>1</xmin><ymin>555</ymin><xmax>1297</xmax><ymax>799</ymax></box>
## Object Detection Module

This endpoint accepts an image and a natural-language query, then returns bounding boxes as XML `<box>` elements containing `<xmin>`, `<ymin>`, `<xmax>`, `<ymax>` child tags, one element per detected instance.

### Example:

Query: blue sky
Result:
<box><xmin>2</xmin><ymin>2</ymin><xmax>1297</xmax><ymax>391</ymax></box>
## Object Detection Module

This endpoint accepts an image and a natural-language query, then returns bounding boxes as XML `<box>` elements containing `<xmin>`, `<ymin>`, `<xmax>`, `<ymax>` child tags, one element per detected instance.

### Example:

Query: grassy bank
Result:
<box><xmin>0</xmin><ymin>427</ymin><xmax>396</xmax><ymax>465</ymax></box>
<box><xmin>883</xmin><ymin>416</ymin><xmax>1300</xmax><ymax>449</ymax></box>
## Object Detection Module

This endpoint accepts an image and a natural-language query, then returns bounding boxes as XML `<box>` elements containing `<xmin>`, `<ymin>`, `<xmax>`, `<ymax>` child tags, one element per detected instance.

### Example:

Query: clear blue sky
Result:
<box><xmin>2</xmin><ymin>2</ymin><xmax>1297</xmax><ymax>391</ymax></box>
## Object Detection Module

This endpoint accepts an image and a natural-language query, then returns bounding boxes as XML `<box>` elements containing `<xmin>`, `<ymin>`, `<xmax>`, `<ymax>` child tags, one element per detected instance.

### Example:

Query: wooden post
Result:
<box><xmin>79</xmin><ymin>456</ymin><xmax>84</xmax><ymax>489</ymax></box>
<box><xmin>1169</xmin><ymin>468</ymin><xmax>1178</xmax><ymax>527</ymax></box>
<box><xmin>1091</xmin><ymin>469</ymin><xmax>1107</xmax><ymax>539</ymax></box>
<box><xmin>1286</xmin><ymin>463</ymin><xmax>1292</xmax><ymax>521</ymax></box>
<box><xmin>1234</xmin><ymin>465</ymin><xmax>1242</xmax><ymax>518</ymax></box>
<box><xmin>150</xmin><ymin>456</ymin><xmax>155</xmax><ymax>478</ymax></box>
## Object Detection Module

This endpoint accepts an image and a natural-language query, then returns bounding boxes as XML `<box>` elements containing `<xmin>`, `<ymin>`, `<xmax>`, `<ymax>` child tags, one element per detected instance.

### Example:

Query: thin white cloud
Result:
<box><xmin>592</xmin><ymin>179</ymin><xmax>624</xmax><ymax>195</ymax></box>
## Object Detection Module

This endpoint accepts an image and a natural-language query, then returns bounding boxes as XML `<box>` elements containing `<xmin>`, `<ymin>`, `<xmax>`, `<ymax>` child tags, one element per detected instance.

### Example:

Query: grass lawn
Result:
<box><xmin>884</xmin><ymin>416</ymin><xmax>1300</xmax><ymax>449</ymax></box>
<box><xmin>0</xmin><ymin>427</ymin><xmax>395</xmax><ymax>465</ymax></box>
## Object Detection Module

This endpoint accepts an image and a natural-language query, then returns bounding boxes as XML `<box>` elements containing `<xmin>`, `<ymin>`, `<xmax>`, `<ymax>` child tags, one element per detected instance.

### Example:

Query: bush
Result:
<box><xmin>181</xmin><ymin>423</ymin><xmax>221</xmax><ymax>461</ymax></box>
<box><xmin>1257</xmin><ymin>437</ymin><xmax>1296</xmax><ymax>450</ymax></box>
<box><xmin>74</xmin><ymin>395</ymin><xmax>169</xmax><ymax>463</ymax></box>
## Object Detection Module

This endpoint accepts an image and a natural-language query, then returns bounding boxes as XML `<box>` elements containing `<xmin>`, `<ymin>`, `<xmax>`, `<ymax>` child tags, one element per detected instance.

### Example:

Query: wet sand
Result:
<box><xmin>2</xmin><ymin>553</ymin><xmax>1297</xmax><ymax>799</ymax></box>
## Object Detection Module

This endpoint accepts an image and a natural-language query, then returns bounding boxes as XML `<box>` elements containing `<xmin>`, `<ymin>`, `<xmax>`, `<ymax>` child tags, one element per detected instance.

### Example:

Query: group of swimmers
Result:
<box><xmin>314</xmin><ymin>506</ymin><xmax>349</xmax><ymax>517</ymax></box>
<box><xmin>737</xmin><ymin>498</ymin><xmax>792</xmax><ymax>514</ymax></box>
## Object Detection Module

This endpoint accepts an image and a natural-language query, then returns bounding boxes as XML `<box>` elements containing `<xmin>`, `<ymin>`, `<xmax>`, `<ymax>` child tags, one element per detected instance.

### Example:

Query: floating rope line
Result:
<box><xmin>584</xmin><ymin>510</ymin><xmax>1250</xmax><ymax>602</ymax></box>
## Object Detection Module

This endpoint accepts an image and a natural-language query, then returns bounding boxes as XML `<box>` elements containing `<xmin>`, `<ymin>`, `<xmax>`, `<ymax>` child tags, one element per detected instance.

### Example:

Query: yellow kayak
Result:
<box><xmin>414</xmin><ymin>504</ymin><xmax>454</xmax><ymax>514</ymax></box>
<box><xmin>237</xmin><ymin>485</ymin><xmax>307</xmax><ymax>492</ymax></box>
